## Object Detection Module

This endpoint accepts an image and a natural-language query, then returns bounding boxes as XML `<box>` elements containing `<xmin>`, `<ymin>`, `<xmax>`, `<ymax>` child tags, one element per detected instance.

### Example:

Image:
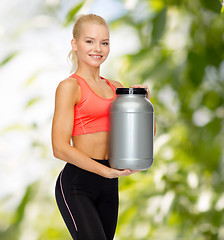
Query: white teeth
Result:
<box><xmin>90</xmin><ymin>55</ymin><xmax>102</xmax><ymax>59</ymax></box>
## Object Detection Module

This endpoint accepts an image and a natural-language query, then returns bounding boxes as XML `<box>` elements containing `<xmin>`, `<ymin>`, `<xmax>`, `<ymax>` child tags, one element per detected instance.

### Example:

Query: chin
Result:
<box><xmin>89</xmin><ymin>61</ymin><xmax>105</xmax><ymax>68</ymax></box>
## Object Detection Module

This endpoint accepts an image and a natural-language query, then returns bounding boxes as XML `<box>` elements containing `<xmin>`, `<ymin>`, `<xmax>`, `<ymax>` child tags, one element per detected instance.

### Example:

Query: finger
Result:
<box><xmin>116</xmin><ymin>169</ymin><xmax>131</xmax><ymax>176</ymax></box>
<box><xmin>131</xmin><ymin>170</ymin><xmax>141</xmax><ymax>173</ymax></box>
<box><xmin>130</xmin><ymin>85</ymin><xmax>149</xmax><ymax>92</ymax></box>
<box><xmin>130</xmin><ymin>85</ymin><xmax>147</xmax><ymax>88</ymax></box>
<box><xmin>116</xmin><ymin>169</ymin><xmax>141</xmax><ymax>177</ymax></box>
<box><xmin>146</xmin><ymin>88</ymin><xmax>150</xmax><ymax>96</ymax></box>
<box><xmin>130</xmin><ymin>85</ymin><xmax>150</xmax><ymax>98</ymax></box>
<box><xmin>122</xmin><ymin>169</ymin><xmax>140</xmax><ymax>175</ymax></box>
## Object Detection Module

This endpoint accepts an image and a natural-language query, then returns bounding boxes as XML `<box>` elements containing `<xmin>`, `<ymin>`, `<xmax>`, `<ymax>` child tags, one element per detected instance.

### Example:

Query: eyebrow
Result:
<box><xmin>85</xmin><ymin>37</ymin><xmax>110</xmax><ymax>41</ymax></box>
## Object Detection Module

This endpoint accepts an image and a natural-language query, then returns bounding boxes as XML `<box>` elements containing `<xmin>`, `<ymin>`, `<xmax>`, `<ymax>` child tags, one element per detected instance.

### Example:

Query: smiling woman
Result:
<box><xmin>51</xmin><ymin>13</ymin><xmax>146</xmax><ymax>240</ymax></box>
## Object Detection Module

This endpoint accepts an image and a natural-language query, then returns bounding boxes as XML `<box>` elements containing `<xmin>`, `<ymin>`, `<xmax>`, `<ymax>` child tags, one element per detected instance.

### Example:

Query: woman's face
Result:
<box><xmin>72</xmin><ymin>23</ymin><xmax>110</xmax><ymax>68</ymax></box>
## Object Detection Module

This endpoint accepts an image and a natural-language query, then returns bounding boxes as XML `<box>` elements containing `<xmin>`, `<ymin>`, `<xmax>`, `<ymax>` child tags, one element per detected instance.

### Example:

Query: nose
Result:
<box><xmin>94</xmin><ymin>42</ymin><xmax>101</xmax><ymax>52</ymax></box>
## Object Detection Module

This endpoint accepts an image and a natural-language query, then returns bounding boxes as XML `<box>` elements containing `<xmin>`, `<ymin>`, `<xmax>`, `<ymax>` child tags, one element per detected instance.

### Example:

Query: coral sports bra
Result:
<box><xmin>70</xmin><ymin>73</ymin><xmax>117</xmax><ymax>136</ymax></box>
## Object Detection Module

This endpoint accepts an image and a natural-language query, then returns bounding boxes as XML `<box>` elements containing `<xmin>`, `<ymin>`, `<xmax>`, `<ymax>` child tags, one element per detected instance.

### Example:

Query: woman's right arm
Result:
<box><xmin>51</xmin><ymin>78</ymin><xmax>135</xmax><ymax>179</ymax></box>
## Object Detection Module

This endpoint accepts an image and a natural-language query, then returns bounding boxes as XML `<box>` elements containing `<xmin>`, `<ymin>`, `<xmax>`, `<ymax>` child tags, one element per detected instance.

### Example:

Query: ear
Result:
<box><xmin>71</xmin><ymin>38</ymin><xmax>77</xmax><ymax>51</ymax></box>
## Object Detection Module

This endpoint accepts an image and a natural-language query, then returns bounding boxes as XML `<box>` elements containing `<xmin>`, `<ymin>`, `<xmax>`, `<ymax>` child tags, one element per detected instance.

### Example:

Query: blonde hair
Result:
<box><xmin>68</xmin><ymin>14</ymin><xmax>109</xmax><ymax>73</ymax></box>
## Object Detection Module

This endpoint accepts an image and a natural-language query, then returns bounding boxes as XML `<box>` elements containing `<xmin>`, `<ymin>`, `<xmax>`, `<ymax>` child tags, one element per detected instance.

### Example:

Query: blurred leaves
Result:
<box><xmin>12</xmin><ymin>186</ymin><xmax>32</xmax><ymax>227</ymax></box>
<box><xmin>0</xmin><ymin>52</ymin><xmax>17</xmax><ymax>67</ymax></box>
<box><xmin>151</xmin><ymin>7</ymin><xmax>167</xmax><ymax>45</ymax></box>
<box><xmin>201</xmin><ymin>0</ymin><xmax>221</xmax><ymax>13</ymax></box>
<box><xmin>25</xmin><ymin>96</ymin><xmax>43</xmax><ymax>109</ymax></box>
<box><xmin>220</xmin><ymin>0</ymin><xmax>224</xmax><ymax>13</ymax></box>
<box><xmin>0</xmin><ymin>185</ymin><xmax>33</xmax><ymax>240</ymax></box>
<box><xmin>63</xmin><ymin>1</ymin><xmax>85</xmax><ymax>27</ymax></box>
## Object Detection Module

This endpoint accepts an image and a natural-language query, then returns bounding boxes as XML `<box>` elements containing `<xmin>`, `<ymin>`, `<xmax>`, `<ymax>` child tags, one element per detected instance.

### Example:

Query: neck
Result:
<box><xmin>75</xmin><ymin>65</ymin><xmax>101</xmax><ymax>82</ymax></box>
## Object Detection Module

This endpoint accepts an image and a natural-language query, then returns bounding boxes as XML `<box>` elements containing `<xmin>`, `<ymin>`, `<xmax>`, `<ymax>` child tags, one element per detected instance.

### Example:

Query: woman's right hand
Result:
<box><xmin>106</xmin><ymin>167</ymin><xmax>141</xmax><ymax>179</ymax></box>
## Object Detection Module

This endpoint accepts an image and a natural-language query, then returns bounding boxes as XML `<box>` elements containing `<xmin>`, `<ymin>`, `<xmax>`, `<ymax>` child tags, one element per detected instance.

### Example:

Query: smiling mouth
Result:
<box><xmin>89</xmin><ymin>54</ymin><xmax>103</xmax><ymax>59</ymax></box>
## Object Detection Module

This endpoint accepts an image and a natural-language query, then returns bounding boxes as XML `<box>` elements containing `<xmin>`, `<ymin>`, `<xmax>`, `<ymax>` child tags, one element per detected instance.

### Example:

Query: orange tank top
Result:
<box><xmin>71</xmin><ymin>73</ymin><xmax>117</xmax><ymax>136</ymax></box>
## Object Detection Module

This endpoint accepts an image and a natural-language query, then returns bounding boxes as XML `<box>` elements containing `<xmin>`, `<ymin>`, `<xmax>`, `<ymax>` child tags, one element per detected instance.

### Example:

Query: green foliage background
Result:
<box><xmin>0</xmin><ymin>0</ymin><xmax>223</xmax><ymax>239</ymax></box>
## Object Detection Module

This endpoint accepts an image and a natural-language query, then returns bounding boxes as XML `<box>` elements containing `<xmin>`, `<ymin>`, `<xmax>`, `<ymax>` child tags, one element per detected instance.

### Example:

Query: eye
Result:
<box><xmin>86</xmin><ymin>40</ymin><xmax>93</xmax><ymax>44</ymax></box>
<box><xmin>102</xmin><ymin>42</ymin><xmax>109</xmax><ymax>46</ymax></box>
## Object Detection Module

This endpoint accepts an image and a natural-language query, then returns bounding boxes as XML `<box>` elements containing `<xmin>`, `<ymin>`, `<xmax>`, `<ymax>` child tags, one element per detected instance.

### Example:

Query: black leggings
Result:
<box><xmin>55</xmin><ymin>159</ymin><xmax>119</xmax><ymax>240</ymax></box>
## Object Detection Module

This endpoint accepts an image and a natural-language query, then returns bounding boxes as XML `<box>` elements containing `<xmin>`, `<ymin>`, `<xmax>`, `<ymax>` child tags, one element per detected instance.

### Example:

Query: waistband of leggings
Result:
<box><xmin>91</xmin><ymin>158</ymin><xmax>110</xmax><ymax>167</ymax></box>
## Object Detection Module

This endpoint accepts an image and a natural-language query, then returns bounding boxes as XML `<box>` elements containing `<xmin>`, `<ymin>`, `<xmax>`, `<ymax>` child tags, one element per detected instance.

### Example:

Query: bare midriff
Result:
<box><xmin>72</xmin><ymin>131</ymin><xmax>109</xmax><ymax>160</ymax></box>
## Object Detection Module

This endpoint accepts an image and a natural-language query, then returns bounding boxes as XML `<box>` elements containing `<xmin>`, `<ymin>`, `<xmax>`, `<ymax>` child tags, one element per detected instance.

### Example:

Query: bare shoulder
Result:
<box><xmin>57</xmin><ymin>77</ymin><xmax>79</xmax><ymax>92</ymax></box>
<box><xmin>108</xmin><ymin>79</ymin><xmax>124</xmax><ymax>88</ymax></box>
<box><xmin>55</xmin><ymin>77</ymin><xmax>80</xmax><ymax>105</ymax></box>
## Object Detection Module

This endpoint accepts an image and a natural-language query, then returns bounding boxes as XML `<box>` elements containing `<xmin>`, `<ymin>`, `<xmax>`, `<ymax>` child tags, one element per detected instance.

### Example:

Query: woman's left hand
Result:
<box><xmin>130</xmin><ymin>84</ymin><xmax>150</xmax><ymax>100</ymax></box>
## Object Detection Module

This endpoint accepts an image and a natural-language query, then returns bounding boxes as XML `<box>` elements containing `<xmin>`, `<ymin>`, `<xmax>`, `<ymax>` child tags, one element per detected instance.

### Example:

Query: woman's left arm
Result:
<box><xmin>131</xmin><ymin>84</ymin><xmax>156</xmax><ymax>136</ymax></box>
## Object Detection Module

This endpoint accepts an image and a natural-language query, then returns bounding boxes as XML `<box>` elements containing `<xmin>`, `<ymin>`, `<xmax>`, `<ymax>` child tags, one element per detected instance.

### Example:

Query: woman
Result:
<box><xmin>52</xmin><ymin>14</ymin><xmax>154</xmax><ymax>240</ymax></box>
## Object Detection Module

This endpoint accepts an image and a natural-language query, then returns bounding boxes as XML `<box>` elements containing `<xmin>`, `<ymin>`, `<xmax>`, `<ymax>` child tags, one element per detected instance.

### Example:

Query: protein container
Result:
<box><xmin>109</xmin><ymin>88</ymin><xmax>154</xmax><ymax>170</ymax></box>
